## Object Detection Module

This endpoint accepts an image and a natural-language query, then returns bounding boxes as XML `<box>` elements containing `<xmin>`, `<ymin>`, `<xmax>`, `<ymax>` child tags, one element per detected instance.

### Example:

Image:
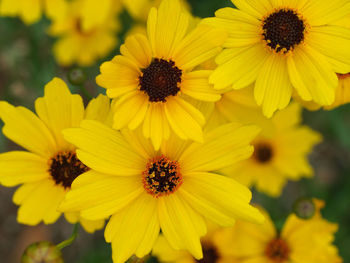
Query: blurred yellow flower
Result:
<box><xmin>0</xmin><ymin>0</ymin><xmax>67</xmax><ymax>24</ymax></box>
<box><xmin>60</xmin><ymin>120</ymin><xmax>264</xmax><ymax>263</ymax></box>
<box><xmin>211</xmin><ymin>90</ymin><xmax>322</xmax><ymax>197</ymax></box>
<box><xmin>0</xmin><ymin>77</ymin><xmax>111</xmax><ymax>232</ymax></box>
<box><xmin>204</xmin><ymin>0</ymin><xmax>350</xmax><ymax>117</ymax></box>
<box><xmin>212</xmin><ymin>201</ymin><xmax>342</xmax><ymax>263</ymax></box>
<box><xmin>49</xmin><ymin>0</ymin><xmax>121</xmax><ymax>66</ymax></box>
<box><xmin>97</xmin><ymin>0</ymin><xmax>226</xmax><ymax>150</ymax></box>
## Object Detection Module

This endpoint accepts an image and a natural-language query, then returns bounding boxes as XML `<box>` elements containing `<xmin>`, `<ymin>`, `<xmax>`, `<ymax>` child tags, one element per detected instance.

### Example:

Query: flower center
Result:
<box><xmin>48</xmin><ymin>151</ymin><xmax>89</xmax><ymax>189</ymax></box>
<box><xmin>265</xmin><ymin>238</ymin><xmax>290</xmax><ymax>262</ymax></box>
<box><xmin>262</xmin><ymin>8</ymin><xmax>305</xmax><ymax>54</ymax></box>
<box><xmin>139</xmin><ymin>58</ymin><xmax>182</xmax><ymax>102</ymax></box>
<box><xmin>142</xmin><ymin>155</ymin><xmax>182</xmax><ymax>197</ymax></box>
<box><xmin>253</xmin><ymin>143</ymin><xmax>273</xmax><ymax>163</ymax></box>
<box><xmin>196</xmin><ymin>245</ymin><xmax>219</xmax><ymax>263</ymax></box>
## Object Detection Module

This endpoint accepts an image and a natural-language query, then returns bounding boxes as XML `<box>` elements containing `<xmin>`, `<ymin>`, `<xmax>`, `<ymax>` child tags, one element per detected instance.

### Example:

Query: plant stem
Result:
<box><xmin>57</xmin><ymin>223</ymin><xmax>79</xmax><ymax>250</ymax></box>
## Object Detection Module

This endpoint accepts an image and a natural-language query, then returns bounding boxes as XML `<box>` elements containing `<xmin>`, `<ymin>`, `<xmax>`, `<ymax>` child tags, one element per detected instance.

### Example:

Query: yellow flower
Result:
<box><xmin>204</xmin><ymin>0</ymin><xmax>350</xmax><ymax>117</ymax></box>
<box><xmin>0</xmin><ymin>77</ymin><xmax>111</xmax><ymax>232</ymax></box>
<box><xmin>49</xmin><ymin>0</ymin><xmax>120</xmax><ymax>67</ymax></box>
<box><xmin>213</xmin><ymin>201</ymin><xmax>342</xmax><ymax>263</ymax></box>
<box><xmin>60</xmin><ymin>119</ymin><xmax>264</xmax><ymax>263</ymax></box>
<box><xmin>0</xmin><ymin>0</ymin><xmax>67</xmax><ymax>24</ymax></box>
<box><xmin>213</xmin><ymin>92</ymin><xmax>322</xmax><ymax>197</ymax></box>
<box><xmin>96</xmin><ymin>0</ymin><xmax>226</xmax><ymax>150</ymax></box>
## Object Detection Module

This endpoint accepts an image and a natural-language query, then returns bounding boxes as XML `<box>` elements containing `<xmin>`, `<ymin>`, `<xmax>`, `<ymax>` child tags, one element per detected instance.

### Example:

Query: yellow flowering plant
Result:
<box><xmin>0</xmin><ymin>0</ymin><xmax>349</xmax><ymax>262</ymax></box>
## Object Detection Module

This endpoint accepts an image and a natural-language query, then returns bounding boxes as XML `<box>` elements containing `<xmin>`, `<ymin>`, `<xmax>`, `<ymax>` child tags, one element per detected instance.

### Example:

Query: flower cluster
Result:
<box><xmin>0</xmin><ymin>0</ymin><xmax>349</xmax><ymax>262</ymax></box>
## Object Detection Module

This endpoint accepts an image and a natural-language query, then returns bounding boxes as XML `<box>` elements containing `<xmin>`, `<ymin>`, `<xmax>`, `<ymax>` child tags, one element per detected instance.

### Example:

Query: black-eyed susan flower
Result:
<box><xmin>96</xmin><ymin>0</ymin><xmax>227</xmax><ymax>150</ymax></box>
<box><xmin>49</xmin><ymin>0</ymin><xmax>120</xmax><ymax>67</ymax></box>
<box><xmin>60</xmin><ymin>119</ymin><xmax>264</xmax><ymax>263</ymax></box>
<box><xmin>0</xmin><ymin>78</ymin><xmax>111</xmax><ymax>232</ymax></box>
<box><xmin>212</xmin><ymin>201</ymin><xmax>342</xmax><ymax>263</ymax></box>
<box><xmin>204</xmin><ymin>0</ymin><xmax>350</xmax><ymax>117</ymax></box>
<box><xmin>211</xmin><ymin>92</ymin><xmax>321</xmax><ymax>197</ymax></box>
<box><xmin>0</xmin><ymin>0</ymin><xmax>67</xmax><ymax>24</ymax></box>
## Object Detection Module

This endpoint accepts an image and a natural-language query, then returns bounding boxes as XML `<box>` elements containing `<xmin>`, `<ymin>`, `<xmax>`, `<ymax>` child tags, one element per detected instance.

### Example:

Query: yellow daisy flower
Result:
<box><xmin>212</xmin><ymin>92</ymin><xmax>321</xmax><ymax>197</ymax></box>
<box><xmin>96</xmin><ymin>0</ymin><xmax>227</xmax><ymax>150</ymax></box>
<box><xmin>213</xmin><ymin>201</ymin><xmax>342</xmax><ymax>263</ymax></box>
<box><xmin>60</xmin><ymin>119</ymin><xmax>264</xmax><ymax>263</ymax></box>
<box><xmin>204</xmin><ymin>0</ymin><xmax>350</xmax><ymax>117</ymax></box>
<box><xmin>49</xmin><ymin>0</ymin><xmax>120</xmax><ymax>67</ymax></box>
<box><xmin>0</xmin><ymin>77</ymin><xmax>111</xmax><ymax>232</ymax></box>
<box><xmin>0</xmin><ymin>0</ymin><xmax>67</xmax><ymax>24</ymax></box>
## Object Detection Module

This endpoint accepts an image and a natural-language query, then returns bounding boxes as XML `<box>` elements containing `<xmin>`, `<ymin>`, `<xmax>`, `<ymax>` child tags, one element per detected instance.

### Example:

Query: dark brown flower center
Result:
<box><xmin>139</xmin><ymin>58</ymin><xmax>182</xmax><ymax>102</ymax></box>
<box><xmin>262</xmin><ymin>9</ymin><xmax>305</xmax><ymax>53</ymax></box>
<box><xmin>265</xmin><ymin>238</ymin><xmax>290</xmax><ymax>262</ymax></box>
<box><xmin>196</xmin><ymin>245</ymin><xmax>219</xmax><ymax>263</ymax></box>
<box><xmin>142</xmin><ymin>155</ymin><xmax>182</xmax><ymax>197</ymax></box>
<box><xmin>48</xmin><ymin>151</ymin><xmax>89</xmax><ymax>189</ymax></box>
<box><xmin>253</xmin><ymin>143</ymin><xmax>273</xmax><ymax>163</ymax></box>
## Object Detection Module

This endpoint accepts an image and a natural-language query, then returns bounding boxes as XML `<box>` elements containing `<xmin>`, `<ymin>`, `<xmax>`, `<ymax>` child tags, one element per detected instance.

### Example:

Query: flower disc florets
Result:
<box><xmin>262</xmin><ymin>8</ymin><xmax>306</xmax><ymax>54</ymax></box>
<box><xmin>265</xmin><ymin>238</ymin><xmax>290</xmax><ymax>262</ymax></box>
<box><xmin>142</xmin><ymin>155</ymin><xmax>182</xmax><ymax>197</ymax></box>
<box><xmin>139</xmin><ymin>58</ymin><xmax>182</xmax><ymax>102</ymax></box>
<box><xmin>48</xmin><ymin>151</ymin><xmax>89</xmax><ymax>189</ymax></box>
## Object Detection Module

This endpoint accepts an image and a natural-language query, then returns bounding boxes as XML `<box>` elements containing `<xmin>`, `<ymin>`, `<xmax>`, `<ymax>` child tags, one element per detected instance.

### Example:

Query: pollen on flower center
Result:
<box><xmin>253</xmin><ymin>143</ymin><xmax>273</xmax><ymax>163</ymax></box>
<box><xmin>262</xmin><ymin>8</ymin><xmax>305</xmax><ymax>54</ymax></box>
<box><xmin>142</xmin><ymin>155</ymin><xmax>182</xmax><ymax>197</ymax></box>
<box><xmin>265</xmin><ymin>238</ymin><xmax>290</xmax><ymax>262</ymax></box>
<box><xmin>139</xmin><ymin>58</ymin><xmax>182</xmax><ymax>102</ymax></box>
<box><xmin>48</xmin><ymin>151</ymin><xmax>89</xmax><ymax>189</ymax></box>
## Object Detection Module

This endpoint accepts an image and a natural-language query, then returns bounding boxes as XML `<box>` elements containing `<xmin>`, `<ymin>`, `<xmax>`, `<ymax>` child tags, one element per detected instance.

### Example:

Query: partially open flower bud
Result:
<box><xmin>21</xmin><ymin>241</ymin><xmax>63</xmax><ymax>263</ymax></box>
<box><xmin>68</xmin><ymin>67</ymin><xmax>86</xmax><ymax>86</ymax></box>
<box><xmin>292</xmin><ymin>197</ymin><xmax>316</xmax><ymax>220</ymax></box>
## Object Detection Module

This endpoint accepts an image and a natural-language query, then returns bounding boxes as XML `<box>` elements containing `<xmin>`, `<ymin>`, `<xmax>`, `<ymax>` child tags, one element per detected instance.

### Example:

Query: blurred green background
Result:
<box><xmin>0</xmin><ymin>0</ymin><xmax>349</xmax><ymax>262</ymax></box>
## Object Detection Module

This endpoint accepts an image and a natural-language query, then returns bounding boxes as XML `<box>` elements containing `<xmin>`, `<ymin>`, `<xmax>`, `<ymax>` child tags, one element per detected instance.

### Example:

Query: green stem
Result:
<box><xmin>56</xmin><ymin>223</ymin><xmax>79</xmax><ymax>250</ymax></box>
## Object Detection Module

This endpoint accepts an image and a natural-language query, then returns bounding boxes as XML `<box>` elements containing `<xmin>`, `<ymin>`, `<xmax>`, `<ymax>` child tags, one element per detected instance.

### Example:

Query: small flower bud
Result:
<box><xmin>21</xmin><ymin>241</ymin><xmax>63</xmax><ymax>263</ymax></box>
<box><xmin>292</xmin><ymin>197</ymin><xmax>316</xmax><ymax>219</ymax></box>
<box><xmin>68</xmin><ymin>67</ymin><xmax>86</xmax><ymax>86</ymax></box>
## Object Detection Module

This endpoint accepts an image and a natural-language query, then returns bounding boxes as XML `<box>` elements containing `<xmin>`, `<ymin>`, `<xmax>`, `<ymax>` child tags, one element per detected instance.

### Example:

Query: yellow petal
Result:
<box><xmin>60</xmin><ymin>171</ymin><xmax>143</xmax><ymax>220</ymax></box>
<box><xmin>181</xmin><ymin>71</ymin><xmax>221</xmax><ymax>102</ymax></box>
<box><xmin>147</xmin><ymin>0</ymin><xmax>189</xmax><ymax>58</ymax></box>
<box><xmin>105</xmin><ymin>194</ymin><xmax>159</xmax><ymax>263</ymax></box>
<box><xmin>0</xmin><ymin>151</ymin><xmax>49</xmax><ymax>187</ymax></box>
<box><xmin>231</xmin><ymin>0</ymin><xmax>272</xmax><ymax>19</ymax></box>
<box><xmin>158</xmin><ymin>194</ymin><xmax>205</xmax><ymax>259</ymax></box>
<box><xmin>287</xmin><ymin>45</ymin><xmax>337</xmax><ymax>105</ymax></box>
<box><xmin>35</xmin><ymin>77</ymin><xmax>84</xmax><ymax>149</ymax></box>
<box><xmin>165</xmin><ymin>97</ymin><xmax>204</xmax><ymax>142</ymax></box>
<box><xmin>181</xmin><ymin>172</ymin><xmax>264</xmax><ymax>225</ymax></box>
<box><xmin>0</xmin><ymin>101</ymin><xmax>57</xmax><ymax>157</ymax></box>
<box><xmin>85</xmin><ymin>94</ymin><xmax>112</xmax><ymax>125</ymax></box>
<box><xmin>63</xmin><ymin>120</ymin><xmax>146</xmax><ymax>176</ymax></box>
<box><xmin>173</xmin><ymin>25</ymin><xmax>226</xmax><ymax>70</ymax></box>
<box><xmin>120</xmin><ymin>34</ymin><xmax>152</xmax><ymax>69</ymax></box>
<box><xmin>254</xmin><ymin>53</ymin><xmax>292</xmax><ymax>118</ymax></box>
<box><xmin>179</xmin><ymin>123</ymin><xmax>259</xmax><ymax>172</ymax></box>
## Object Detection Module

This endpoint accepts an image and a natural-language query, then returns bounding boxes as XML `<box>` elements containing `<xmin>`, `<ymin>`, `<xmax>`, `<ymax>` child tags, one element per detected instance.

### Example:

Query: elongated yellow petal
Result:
<box><xmin>105</xmin><ymin>194</ymin><xmax>159</xmax><ymax>263</ymax></box>
<box><xmin>0</xmin><ymin>151</ymin><xmax>49</xmax><ymax>187</ymax></box>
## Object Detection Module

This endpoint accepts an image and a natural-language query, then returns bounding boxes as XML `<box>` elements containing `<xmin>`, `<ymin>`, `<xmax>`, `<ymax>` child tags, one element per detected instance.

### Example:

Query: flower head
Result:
<box><xmin>60</xmin><ymin>119</ymin><xmax>264</xmax><ymax>263</ymax></box>
<box><xmin>96</xmin><ymin>0</ymin><xmax>227</xmax><ymax>149</ymax></box>
<box><xmin>0</xmin><ymin>77</ymin><xmax>110</xmax><ymax>232</ymax></box>
<box><xmin>49</xmin><ymin>0</ymin><xmax>121</xmax><ymax>66</ymax></box>
<box><xmin>211</xmin><ymin>90</ymin><xmax>321</xmax><ymax>196</ymax></box>
<box><xmin>212</xmin><ymin>201</ymin><xmax>342</xmax><ymax>263</ymax></box>
<box><xmin>204</xmin><ymin>0</ymin><xmax>350</xmax><ymax>117</ymax></box>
